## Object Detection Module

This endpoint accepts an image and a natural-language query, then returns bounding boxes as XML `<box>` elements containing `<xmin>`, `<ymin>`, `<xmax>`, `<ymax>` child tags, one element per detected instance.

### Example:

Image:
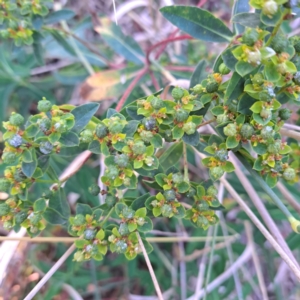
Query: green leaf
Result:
<box><xmin>182</xmin><ymin>132</ymin><xmax>200</xmax><ymax>146</ymax></box>
<box><xmin>137</xmin><ymin>216</ymin><xmax>153</xmax><ymax>232</ymax></box>
<box><xmin>174</xmin><ymin>204</ymin><xmax>185</xmax><ymax>218</ymax></box>
<box><xmin>48</xmin><ymin>132</ymin><xmax>61</xmax><ymax>143</ymax></box>
<box><xmin>49</xmin><ymin>188</ymin><xmax>70</xmax><ymax>219</ymax></box>
<box><xmin>153</xmin><ymin>207</ymin><xmax>161</xmax><ymax>217</ymax></box>
<box><xmin>89</xmin><ymin>140</ymin><xmax>101</xmax><ymax>154</ymax></box>
<box><xmin>250</xmin><ymin>101</ymin><xmax>263</xmax><ymax>113</ymax></box>
<box><xmin>225</xmin><ymin>72</ymin><xmax>244</xmax><ymax>103</ymax></box>
<box><xmin>253</xmin><ymin>113</ymin><xmax>271</xmax><ymax>125</ymax></box>
<box><xmin>232</xmin><ymin>0</ymin><xmax>250</xmax><ymax>34</ymax></box>
<box><xmin>135</xmin><ymin>207</ymin><xmax>147</xmax><ymax>218</ymax></box>
<box><xmin>211</xmin><ymin>106</ymin><xmax>225</xmax><ymax>116</ymax></box>
<box><xmin>50</xmin><ymin>31</ymin><xmax>76</xmax><ymax>56</ymax></box>
<box><xmin>34</xmin><ymin>198</ymin><xmax>46</xmax><ymax>212</ymax></box>
<box><xmin>232</xmin><ymin>13</ymin><xmax>261</xmax><ymax>28</ymax></box>
<box><xmin>222</xmin><ymin>161</ymin><xmax>235</xmax><ymax>172</ymax></box>
<box><xmin>159</xmin><ymin>142</ymin><xmax>183</xmax><ymax>170</ymax></box>
<box><xmin>172</xmin><ymin>126</ymin><xmax>184</xmax><ymax>139</ymax></box>
<box><xmin>253</xmin><ymin>143</ymin><xmax>267</xmax><ymax>155</ymax></box>
<box><xmin>22</xmin><ymin>151</ymin><xmax>37</xmax><ymax>178</ymax></box>
<box><xmin>25</xmin><ymin>124</ymin><xmax>39</xmax><ymax>138</ymax></box>
<box><xmin>235</xmin><ymin>61</ymin><xmax>256</xmax><ymax>77</ymax></box>
<box><xmin>160</xmin><ymin>6</ymin><xmax>234</xmax><ymax>43</ymax></box>
<box><xmin>264</xmin><ymin>62</ymin><xmax>281</xmax><ymax>82</ymax></box>
<box><xmin>76</xmin><ymin>203</ymin><xmax>93</xmax><ymax>215</ymax></box>
<box><xmin>222</xmin><ymin>47</ymin><xmax>239</xmax><ymax>71</ymax></box>
<box><xmin>190</xmin><ymin>60</ymin><xmax>208</xmax><ymax>88</ymax></box>
<box><xmin>131</xmin><ymin>193</ymin><xmax>151</xmax><ymax>210</ymax></box>
<box><xmin>177</xmin><ymin>181</ymin><xmax>190</xmax><ymax>193</ymax></box>
<box><xmin>266</xmin><ymin>173</ymin><xmax>278</xmax><ymax>188</ymax></box>
<box><xmin>238</xmin><ymin>94</ymin><xmax>257</xmax><ymax>115</ymax></box>
<box><xmin>43</xmin><ymin>208</ymin><xmax>67</xmax><ymax>225</ymax></box>
<box><xmin>128</xmin><ymin>223</ymin><xmax>137</xmax><ymax>232</ymax></box>
<box><xmin>22</xmin><ymin>149</ymin><xmax>33</xmax><ymax>163</ymax></box>
<box><xmin>115</xmin><ymin>203</ymin><xmax>127</xmax><ymax>215</ymax></box>
<box><xmin>150</xmin><ymin>134</ymin><xmax>163</xmax><ymax>148</ymax></box>
<box><xmin>97</xmin><ymin>23</ymin><xmax>145</xmax><ymax>64</ymax></box>
<box><xmin>60</xmin><ymin>132</ymin><xmax>79</xmax><ymax>147</ymax></box>
<box><xmin>123</xmin><ymin>120</ymin><xmax>140</xmax><ymax>137</ymax></box>
<box><xmin>253</xmin><ymin>157</ymin><xmax>264</xmax><ymax>171</ymax></box>
<box><xmin>260</xmin><ymin>10</ymin><xmax>282</xmax><ymax>27</ymax></box>
<box><xmin>226</xmin><ymin>136</ymin><xmax>239</xmax><ymax>149</ymax></box>
<box><xmin>44</xmin><ymin>9</ymin><xmax>75</xmax><ymax>24</ymax></box>
<box><xmin>71</xmin><ymin>103</ymin><xmax>100</xmax><ymax>133</ymax></box>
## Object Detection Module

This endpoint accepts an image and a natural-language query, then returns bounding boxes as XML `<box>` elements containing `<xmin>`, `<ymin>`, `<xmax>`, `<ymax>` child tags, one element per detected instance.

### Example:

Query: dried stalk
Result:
<box><xmin>245</xmin><ymin>221</ymin><xmax>269</xmax><ymax>300</ymax></box>
<box><xmin>137</xmin><ymin>233</ymin><xmax>164</xmax><ymax>300</ymax></box>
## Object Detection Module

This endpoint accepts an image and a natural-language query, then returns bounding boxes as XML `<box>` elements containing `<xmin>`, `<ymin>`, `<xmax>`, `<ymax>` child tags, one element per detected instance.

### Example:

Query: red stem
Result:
<box><xmin>149</xmin><ymin>69</ymin><xmax>160</xmax><ymax>90</ymax></box>
<box><xmin>154</xmin><ymin>28</ymin><xmax>179</xmax><ymax>59</ymax></box>
<box><xmin>146</xmin><ymin>34</ymin><xmax>193</xmax><ymax>63</ymax></box>
<box><xmin>197</xmin><ymin>0</ymin><xmax>207</xmax><ymax>7</ymax></box>
<box><xmin>165</xmin><ymin>66</ymin><xmax>195</xmax><ymax>72</ymax></box>
<box><xmin>115</xmin><ymin>67</ymin><xmax>148</xmax><ymax>112</ymax></box>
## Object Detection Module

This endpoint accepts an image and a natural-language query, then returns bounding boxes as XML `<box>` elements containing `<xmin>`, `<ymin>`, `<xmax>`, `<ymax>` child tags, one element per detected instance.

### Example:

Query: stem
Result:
<box><xmin>236</xmin><ymin>153</ymin><xmax>300</xmax><ymax>233</ymax></box>
<box><xmin>197</xmin><ymin>118</ymin><xmax>216</xmax><ymax>129</ymax></box>
<box><xmin>146</xmin><ymin>35</ymin><xmax>193</xmax><ymax>64</ymax></box>
<box><xmin>245</xmin><ymin>221</ymin><xmax>269</xmax><ymax>300</ymax></box>
<box><xmin>265</xmin><ymin>10</ymin><xmax>288</xmax><ymax>47</ymax></box>
<box><xmin>137</xmin><ymin>233</ymin><xmax>164</xmax><ymax>300</ymax></box>
<box><xmin>183</xmin><ymin>143</ymin><xmax>189</xmax><ymax>182</ymax></box>
<box><xmin>24</xmin><ymin>243</ymin><xmax>76</xmax><ymax>300</ymax></box>
<box><xmin>280</xmin><ymin>128</ymin><xmax>300</xmax><ymax>141</ymax></box>
<box><xmin>220</xmin><ymin>177</ymin><xmax>300</xmax><ymax>281</ymax></box>
<box><xmin>203</xmin><ymin>224</ymin><xmax>218</xmax><ymax>300</ymax></box>
<box><xmin>99</xmin><ymin>207</ymin><xmax>114</xmax><ymax>227</ymax></box>
<box><xmin>0</xmin><ymin>235</ymin><xmax>239</xmax><ymax>243</ymax></box>
<box><xmin>115</xmin><ymin>67</ymin><xmax>148</xmax><ymax>112</ymax></box>
<box><xmin>277</xmin><ymin>181</ymin><xmax>300</xmax><ymax>215</ymax></box>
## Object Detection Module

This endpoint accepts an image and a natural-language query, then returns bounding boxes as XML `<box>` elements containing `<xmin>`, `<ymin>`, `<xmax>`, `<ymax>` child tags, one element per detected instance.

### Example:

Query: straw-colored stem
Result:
<box><xmin>137</xmin><ymin>233</ymin><xmax>164</xmax><ymax>300</ymax></box>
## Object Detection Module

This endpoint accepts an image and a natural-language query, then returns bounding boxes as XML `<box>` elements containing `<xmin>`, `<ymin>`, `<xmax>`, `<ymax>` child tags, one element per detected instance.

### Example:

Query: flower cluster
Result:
<box><xmin>0</xmin><ymin>0</ymin><xmax>50</xmax><ymax>46</ymax></box>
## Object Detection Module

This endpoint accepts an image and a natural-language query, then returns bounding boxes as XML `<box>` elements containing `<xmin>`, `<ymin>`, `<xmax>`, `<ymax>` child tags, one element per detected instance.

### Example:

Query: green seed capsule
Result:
<box><xmin>151</xmin><ymin>97</ymin><xmax>164</xmax><ymax>110</ymax></box>
<box><xmin>163</xmin><ymin>189</ymin><xmax>176</xmax><ymax>201</ymax></box>
<box><xmin>214</xmin><ymin>149</ymin><xmax>228</xmax><ymax>162</ymax></box>
<box><xmin>132</xmin><ymin>140</ymin><xmax>146</xmax><ymax>155</ymax></box>
<box><xmin>175</xmin><ymin>109</ymin><xmax>189</xmax><ymax>122</ymax></box>
<box><xmin>183</xmin><ymin>122</ymin><xmax>196</xmax><ymax>135</ymax></box>
<box><xmin>172</xmin><ymin>173</ymin><xmax>184</xmax><ymax>184</ymax></box>
<box><xmin>223</xmin><ymin>123</ymin><xmax>237</xmax><ymax>137</ymax></box>
<box><xmin>142</xmin><ymin>117</ymin><xmax>156</xmax><ymax>131</ymax></box>
<box><xmin>207</xmin><ymin>186</ymin><xmax>218</xmax><ymax>197</ymax></box>
<box><xmin>95</xmin><ymin>123</ymin><xmax>108</xmax><ymax>138</ymax></box>
<box><xmin>240</xmin><ymin>123</ymin><xmax>254</xmax><ymax>139</ymax></box>
<box><xmin>105</xmin><ymin>195</ymin><xmax>117</xmax><ymax>207</ymax></box>
<box><xmin>9</xmin><ymin>113</ymin><xmax>24</xmax><ymax>127</ymax></box>
<box><xmin>206</xmin><ymin>81</ymin><xmax>219</xmax><ymax>93</ymax></box>
<box><xmin>242</xmin><ymin>28</ymin><xmax>259</xmax><ymax>47</ymax></box>
<box><xmin>140</xmin><ymin>130</ymin><xmax>153</xmax><ymax>142</ymax></box>
<box><xmin>260</xmin><ymin>126</ymin><xmax>274</xmax><ymax>140</ymax></box>
<box><xmin>283</xmin><ymin>168</ymin><xmax>296</xmax><ymax>181</ymax></box>
<box><xmin>114</xmin><ymin>154</ymin><xmax>129</xmax><ymax>168</ymax></box>
<box><xmin>122</xmin><ymin>207</ymin><xmax>135</xmax><ymax>219</ymax></box>
<box><xmin>118</xmin><ymin>223</ymin><xmax>130</xmax><ymax>236</ymax></box>
<box><xmin>161</xmin><ymin>204</ymin><xmax>173</xmax><ymax>217</ymax></box>
<box><xmin>172</xmin><ymin>87</ymin><xmax>184</xmax><ymax>100</ymax></box>
<box><xmin>198</xmin><ymin>201</ymin><xmax>210</xmax><ymax>211</ymax></box>
<box><xmin>89</xmin><ymin>184</ymin><xmax>100</xmax><ymax>196</ymax></box>
<box><xmin>210</xmin><ymin>166</ymin><xmax>225</xmax><ymax>180</ymax></box>
<box><xmin>251</xmin><ymin>73</ymin><xmax>264</xmax><ymax>85</ymax></box>
<box><xmin>105</xmin><ymin>165</ymin><xmax>119</xmax><ymax>180</ymax></box>
<box><xmin>267</xmin><ymin>140</ymin><xmax>281</xmax><ymax>154</ymax></box>
<box><xmin>0</xmin><ymin>178</ymin><xmax>10</xmax><ymax>192</ymax></box>
<box><xmin>217</xmin><ymin>114</ymin><xmax>228</xmax><ymax>124</ymax></box>
<box><xmin>84</xmin><ymin>229</ymin><xmax>96</xmax><ymax>240</ymax></box>
<box><xmin>80</xmin><ymin>130</ymin><xmax>94</xmax><ymax>143</ymax></box>
<box><xmin>278</xmin><ymin>108</ymin><xmax>292</xmax><ymax>120</ymax></box>
<box><xmin>262</xmin><ymin>0</ymin><xmax>278</xmax><ymax>16</ymax></box>
<box><xmin>73</xmin><ymin>214</ymin><xmax>86</xmax><ymax>226</ymax></box>
<box><xmin>0</xmin><ymin>203</ymin><xmax>10</xmax><ymax>216</ymax></box>
<box><xmin>218</xmin><ymin>63</ymin><xmax>230</xmax><ymax>75</ymax></box>
<box><xmin>39</xmin><ymin>118</ymin><xmax>52</xmax><ymax>133</ymax></box>
<box><xmin>37</xmin><ymin>98</ymin><xmax>52</xmax><ymax>112</ymax></box>
<box><xmin>115</xmin><ymin>240</ymin><xmax>128</xmax><ymax>253</ymax></box>
<box><xmin>271</xmin><ymin>34</ymin><xmax>288</xmax><ymax>53</ymax></box>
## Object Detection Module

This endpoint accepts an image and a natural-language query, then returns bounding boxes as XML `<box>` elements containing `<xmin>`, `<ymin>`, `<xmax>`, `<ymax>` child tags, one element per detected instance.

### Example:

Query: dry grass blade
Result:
<box><xmin>220</xmin><ymin>177</ymin><xmax>300</xmax><ymax>281</ymax></box>
<box><xmin>276</xmin><ymin>181</ymin><xmax>300</xmax><ymax>215</ymax></box>
<box><xmin>137</xmin><ymin>233</ymin><xmax>164</xmax><ymax>300</ymax></box>
<box><xmin>230</xmin><ymin>153</ymin><xmax>299</xmax><ymax>268</ymax></box>
<box><xmin>245</xmin><ymin>221</ymin><xmax>269</xmax><ymax>300</ymax></box>
<box><xmin>23</xmin><ymin>243</ymin><xmax>76</xmax><ymax>300</ymax></box>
